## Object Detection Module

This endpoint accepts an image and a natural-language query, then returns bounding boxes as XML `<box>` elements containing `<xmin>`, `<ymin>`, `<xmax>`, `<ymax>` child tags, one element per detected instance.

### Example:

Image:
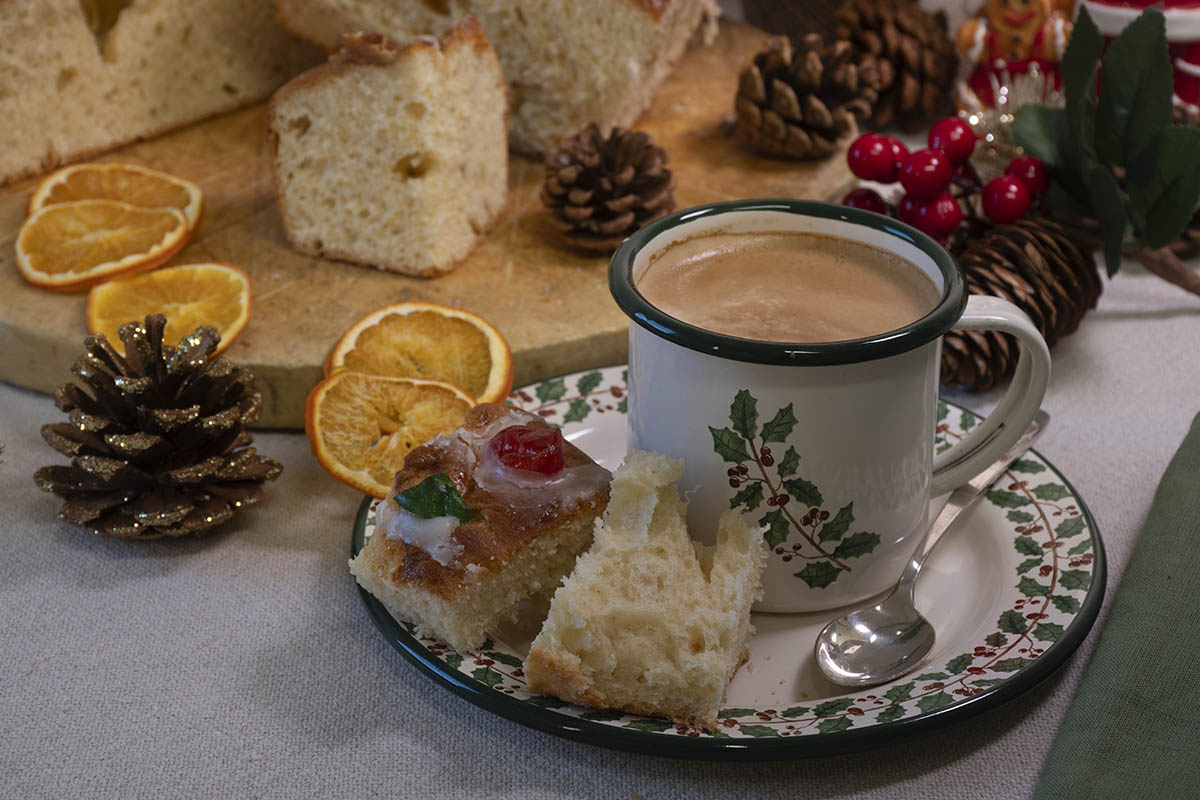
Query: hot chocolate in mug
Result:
<box><xmin>610</xmin><ymin>200</ymin><xmax>1050</xmax><ymax>613</ymax></box>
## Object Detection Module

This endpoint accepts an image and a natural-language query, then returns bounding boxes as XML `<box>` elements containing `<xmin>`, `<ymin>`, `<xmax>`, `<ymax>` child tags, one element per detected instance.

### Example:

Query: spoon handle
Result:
<box><xmin>901</xmin><ymin>409</ymin><xmax>1051</xmax><ymax>588</ymax></box>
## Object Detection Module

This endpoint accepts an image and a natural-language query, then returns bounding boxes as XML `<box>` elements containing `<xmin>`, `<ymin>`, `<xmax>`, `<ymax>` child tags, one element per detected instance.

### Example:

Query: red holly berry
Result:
<box><xmin>910</xmin><ymin>192</ymin><xmax>964</xmax><ymax>239</ymax></box>
<box><xmin>847</xmin><ymin>133</ymin><xmax>902</xmax><ymax>182</ymax></box>
<box><xmin>490</xmin><ymin>425</ymin><xmax>565</xmax><ymax>474</ymax></box>
<box><xmin>982</xmin><ymin>176</ymin><xmax>1032</xmax><ymax>223</ymax></box>
<box><xmin>884</xmin><ymin>136</ymin><xmax>909</xmax><ymax>169</ymax></box>
<box><xmin>928</xmin><ymin>117</ymin><xmax>977</xmax><ymax>164</ymax></box>
<box><xmin>898</xmin><ymin>194</ymin><xmax>920</xmax><ymax>224</ymax></box>
<box><xmin>842</xmin><ymin>187</ymin><xmax>889</xmax><ymax>215</ymax></box>
<box><xmin>899</xmin><ymin>149</ymin><xmax>952</xmax><ymax>200</ymax></box>
<box><xmin>1005</xmin><ymin>155</ymin><xmax>1050</xmax><ymax>196</ymax></box>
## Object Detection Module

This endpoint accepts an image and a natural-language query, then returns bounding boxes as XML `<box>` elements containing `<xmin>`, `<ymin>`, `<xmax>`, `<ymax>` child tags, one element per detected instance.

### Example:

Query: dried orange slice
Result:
<box><xmin>306</xmin><ymin>372</ymin><xmax>474</xmax><ymax>497</ymax></box>
<box><xmin>29</xmin><ymin>162</ymin><xmax>203</xmax><ymax>230</ymax></box>
<box><xmin>15</xmin><ymin>200</ymin><xmax>189</xmax><ymax>292</ymax></box>
<box><xmin>325</xmin><ymin>301</ymin><xmax>514</xmax><ymax>404</ymax></box>
<box><xmin>86</xmin><ymin>263</ymin><xmax>252</xmax><ymax>356</ymax></box>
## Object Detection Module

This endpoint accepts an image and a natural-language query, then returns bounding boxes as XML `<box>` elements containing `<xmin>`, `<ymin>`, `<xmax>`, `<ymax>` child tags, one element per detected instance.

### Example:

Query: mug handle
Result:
<box><xmin>931</xmin><ymin>295</ymin><xmax>1051</xmax><ymax>496</ymax></box>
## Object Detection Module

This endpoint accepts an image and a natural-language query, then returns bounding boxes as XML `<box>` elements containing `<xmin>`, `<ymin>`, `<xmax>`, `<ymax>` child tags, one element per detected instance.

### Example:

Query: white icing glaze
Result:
<box><xmin>474</xmin><ymin>445</ymin><xmax>611</xmax><ymax>510</ymax></box>
<box><xmin>376</xmin><ymin>498</ymin><xmax>463</xmax><ymax>567</ymax></box>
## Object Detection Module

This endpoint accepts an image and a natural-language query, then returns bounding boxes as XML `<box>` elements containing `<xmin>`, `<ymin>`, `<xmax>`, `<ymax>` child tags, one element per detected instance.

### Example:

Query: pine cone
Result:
<box><xmin>942</xmin><ymin>217</ymin><xmax>1101</xmax><ymax>392</ymax></box>
<box><xmin>34</xmin><ymin>315</ymin><xmax>283</xmax><ymax>539</ymax></box>
<box><xmin>541</xmin><ymin>124</ymin><xmax>675</xmax><ymax>253</ymax></box>
<box><xmin>832</xmin><ymin>0</ymin><xmax>955</xmax><ymax>132</ymax></box>
<box><xmin>734</xmin><ymin>34</ymin><xmax>880</xmax><ymax>159</ymax></box>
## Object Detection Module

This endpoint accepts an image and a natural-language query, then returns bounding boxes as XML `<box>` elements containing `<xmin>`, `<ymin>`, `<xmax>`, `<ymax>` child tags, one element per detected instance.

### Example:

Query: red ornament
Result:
<box><xmin>983</xmin><ymin>176</ymin><xmax>1033</xmax><ymax>223</ymax></box>
<box><xmin>928</xmin><ymin>117</ymin><xmax>977</xmax><ymax>164</ymax></box>
<box><xmin>900</xmin><ymin>149</ymin><xmax>953</xmax><ymax>201</ymax></box>
<box><xmin>489</xmin><ymin>425</ymin><xmax>565</xmax><ymax>474</ymax></box>
<box><xmin>842</xmin><ymin>187</ymin><xmax>889</xmax><ymax>215</ymax></box>
<box><xmin>848</xmin><ymin>134</ymin><xmax>902</xmax><ymax>182</ymax></box>
<box><xmin>1005</xmin><ymin>155</ymin><xmax>1050</xmax><ymax>196</ymax></box>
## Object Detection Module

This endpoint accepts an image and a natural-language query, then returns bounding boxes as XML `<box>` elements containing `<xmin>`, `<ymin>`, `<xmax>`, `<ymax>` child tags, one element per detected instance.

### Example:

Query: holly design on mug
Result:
<box><xmin>709</xmin><ymin>389</ymin><xmax>880</xmax><ymax>588</ymax></box>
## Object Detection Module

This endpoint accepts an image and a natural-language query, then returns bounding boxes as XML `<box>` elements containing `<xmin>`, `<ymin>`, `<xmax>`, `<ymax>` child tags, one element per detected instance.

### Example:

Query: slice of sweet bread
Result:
<box><xmin>267</xmin><ymin>18</ymin><xmax>507</xmax><ymax>276</ymax></box>
<box><xmin>349</xmin><ymin>403</ymin><xmax>610</xmax><ymax>653</ymax></box>
<box><xmin>525</xmin><ymin>451</ymin><xmax>766</xmax><ymax>731</ymax></box>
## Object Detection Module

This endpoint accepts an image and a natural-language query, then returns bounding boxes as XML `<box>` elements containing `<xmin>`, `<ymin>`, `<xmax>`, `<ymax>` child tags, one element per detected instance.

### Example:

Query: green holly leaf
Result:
<box><xmin>1032</xmin><ymin>483</ymin><xmax>1070</xmax><ymax>501</ymax></box>
<box><xmin>562</xmin><ymin>397</ymin><xmax>590</xmax><ymax>424</ymax></box>
<box><xmin>758</xmin><ymin>509</ymin><xmax>790</xmax><ymax>549</ymax></box>
<box><xmin>915</xmin><ymin>672</ymin><xmax>950</xmax><ymax>681</ymax></box>
<box><xmin>1129</xmin><ymin>126</ymin><xmax>1200</xmax><ymax>248</ymax></box>
<box><xmin>817</xmin><ymin>717</ymin><xmax>853</xmax><ymax>734</ymax></box>
<box><xmin>709</xmin><ymin>426</ymin><xmax>751</xmax><ymax>464</ymax></box>
<box><xmin>945</xmin><ymin>653</ymin><xmax>973</xmax><ymax>673</ymax></box>
<box><xmin>780</xmin><ymin>706</ymin><xmax>811</xmax><ymax>718</ymax></box>
<box><xmin>776</xmin><ymin>446</ymin><xmax>801</xmax><ymax>478</ymax></box>
<box><xmin>1052</xmin><ymin>595</ymin><xmax>1082</xmax><ymax>614</ymax></box>
<box><xmin>1018</xmin><ymin>576</ymin><xmax>1050</xmax><ymax>597</ymax></box>
<box><xmin>988</xmin><ymin>489</ymin><xmax>1031</xmax><ymax>509</ymax></box>
<box><xmin>1007</xmin><ymin>510</ymin><xmax>1036</xmax><ymax>524</ymax></box>
<box><xmin>817</xmin><ymin>502</ymin><xmax>854</xmax><ymax>542</ymax></box>
<box><xmin>1015</xmin><ymin>536</ymin><xmax>1042</xmax><ymax>556</ymax></box>
<box><xmin>525</xmin><ymin>695</ymin><xmax>568</xmax><ymax>709</ymax></box>
<box><xmin>1060</xmin><ymin>569</ymin><xmax>1092</xmax><ymax>591</ymax></box>
<box><xmin>1034</xmin><ymin>622</ymin><xmax>1065</xmax><ymax>642</ymax></box>
<box><xmin>621</xmin><ymin>369</ymin><xmax>628</xmax><ymax>385</ymax></box>
<box><xmin>576</xmin><ymin>370</ymin><xmax>603</xmax><ymax>396</ymax></box>
<box><xmin>1017</xmin><ymin>557</ymin><xmax>1044</xmax><ymax>575</ymax></box>
<box><xmin>718</xmin><ymin>708</ymin><xmax>756</xmax><ymax>719</ymax></box>
<box><xmin>971</xmin><ymin>678</ymin><xmax>1009</xmax><ymax>688</ymax></box>
<box><xmin>998</xmin><ymin>610</ymin><xmax>1028</xmax><ymax>633</ymax></box>
<box><xmin>916</xmin><ymin>692</ymin><xmax>954</xmax><ymax>714</ymax></box>
<box><xmin>396</xmin><ymin>473</ymin><xmax>475</xmax><ymax>523</ymax></box>
<box><xmin>729</xmin><ymin>389</ymin><xmax>758</xmax><ymax>441</ymax></box>
<box><xmin>738</xmin><ymin>724</ymin><xmax>782</xmax><ymax>738</ymax></box>
<box><xmin>443</xmin><ymin>652</ymin><xmax>463</xmax><ymax>670</ymax></box>
<box><xmin>783</xmin><ymin>477</ymin><xmax>823</xmax><ymax>509</ymax></box>
<box><xmin>936</xmin><ymin>441</ymin><xmax>952</xmax><ymax>455</ymax></box>
<box><xmin>1056</xmin><ymin>517</ymin><xmax>1087</xmax><ymax>539</ymax></box>
<box><xmin>730</xmin><ymin>482</ymin><xmax>765</xmax><ymax>512</ymax></box>
<box><xmin>992</xmin><ymin>658</ymin><xmax>1034</xmax><ymax>673</ymax></box>
<box><xmin>616</xmin><ymin>396</ymin><xmax>627</xmax><ymax>414</ymax></box>
<box><xmin>536</xmin><ymin>377</ymin><xmax>567</xmax><ymax>403</ymax></box>
<box><xmin>832</xmin><ymin>531</ymin><xmax>880</xmax><ymax>559</ymax></box>
<box><xmin>760</xmin><ymin>403</ymin><xmax>798</xmax><ymax>443</ymax></box>
<box><xmin>875</xmin><ymin>705</ymin><xmax>906</xmax><ymax>724</ymax></box>
<box><xmin>813</xmin><ymin>698</ymin><xmax>854</xmax><ymax>717</ymax></box>
<box><xmin>959</xmin><ymin>410</ymin><xmax>977</xmax><ymax>431</ymax></box>
<box><xmin>883</xmin><ymin>683</ymin><xmax>915</xmax><ymax>703</ymax></box>
<box><xmin>795</xmin><ymin>561</ymin><xmax>842</xmax><ymax>589</ymax></box>
<box><xmin>624</xmin><ymin>719</ymin><xmax>675</xmax><ymax>733</ymax></box>
<box><xmin>579</xmin><ymin>709</ymin><xmax>626</xmax><ymax>721</ymax></box>
<box><xmin>985</xmin><ymin>632</ymin><xmax>1008</xmax><ymax>647</ymax></box>
<box><xmin>1013</xmin><ymin>105</ymin><xmax>1069</xmax><ymax>170</ymax></box>
<box><xmin>1010</xmin><ymin>459</ymin><xmax>1046</xmax><ymax>475</ymax></box>
<box><xmin>484</xmin><ymin>651</ymin><xmax>524</xmax><ymax>669</ymax></box>
<box><xmin>937</xmin><ymin>400</ymin><xmax>949</xmax><ymax>421</ymax></box>
<box><xmin>1068</xmin><ymin>538</ymin><xmax>1093</xmax><ymax>556</ymax></box>
<box><xmin>1085</xmin><ymin>162</ymin><xmax>1130</xmax><ymax>276</ymax></box>
<box><xmin>472</xmin><ymin>666</ymin><xmax>503</xmax><ymax>687</ymax></box>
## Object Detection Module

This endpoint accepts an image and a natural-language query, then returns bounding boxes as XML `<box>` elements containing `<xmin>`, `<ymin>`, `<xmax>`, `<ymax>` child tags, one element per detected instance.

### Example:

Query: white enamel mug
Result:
<box><xmin>610</xmin><ymin>200</ymin><xmax>1051</xmax><ymax>613</ymax></box>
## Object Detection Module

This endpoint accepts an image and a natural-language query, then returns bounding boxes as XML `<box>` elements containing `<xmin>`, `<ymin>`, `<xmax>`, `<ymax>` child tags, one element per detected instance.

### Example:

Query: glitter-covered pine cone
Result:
<box><xmin>541</xmin><ymin>123</ymin><xmax>675</xmax><ymax>253</ymax></box>
<box><xmin>34</xmin><ymin>314</ymin><xmax>282</xmax><ymax>539</ymax></box>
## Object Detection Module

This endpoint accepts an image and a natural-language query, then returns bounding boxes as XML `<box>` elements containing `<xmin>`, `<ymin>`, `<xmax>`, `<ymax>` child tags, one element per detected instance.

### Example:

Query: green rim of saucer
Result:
<box><xmin>609</xmin><ymin>199</ymin><xmax>967</xmax><ymax>367</ymax></box>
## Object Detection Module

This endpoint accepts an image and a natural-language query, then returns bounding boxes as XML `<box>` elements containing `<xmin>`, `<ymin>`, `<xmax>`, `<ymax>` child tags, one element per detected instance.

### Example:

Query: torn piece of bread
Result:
<box><xmin>0</xmin><ymin>0</ymin><xmax>319</xmax><ymax>186</ymax></box>
<box><xmin>272</xmin><ymin>0</ymin><xmax>719</xmax><ymax>156</ymax></box>
<box><xmin>266</xmin><ymin>18</ymin><xmax>507</xmax><ymax>276</ymax></box>
<box><xmin>525</xmin><ymin>450</ymin><xmax>766</xmax><ymax>731</ymax></box>
<box><xmin>350</xmin><ymin>403</ymin><xmax>611</xmax><ymax>653</ymax></box>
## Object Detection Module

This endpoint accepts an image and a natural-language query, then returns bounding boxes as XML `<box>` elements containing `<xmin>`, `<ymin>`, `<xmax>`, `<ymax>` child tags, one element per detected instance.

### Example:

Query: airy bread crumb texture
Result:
<box><xmin>0</xmin><ymin>0</ymin><xmax>319</xmax><ymax>186</ymax></box>
<box><xmin>273</xmin><ymin>0</ymin><xmax>719</xmax><ymax>155</ymax></box>
<box><xmin>267</xmin><ymin>18</ymin><xmax>507</xmax><ymax>276</ymax></box>
<box><xmin>525</xmin><ymin>451</ymin><xmax>766</xmax><ymax>731</ymax></box>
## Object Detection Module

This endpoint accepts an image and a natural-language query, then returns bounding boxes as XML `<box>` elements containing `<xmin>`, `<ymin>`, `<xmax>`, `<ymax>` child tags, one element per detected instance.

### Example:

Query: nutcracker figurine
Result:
<box><xmin>957</xmin><ymin>0</ymin><xmax>1074</xmax><ymax>107</ymax></box>
<box><xmin>1081</xmin><ymin>1</ymin><xmax>1200</xmax><ymax>112</ymax></box>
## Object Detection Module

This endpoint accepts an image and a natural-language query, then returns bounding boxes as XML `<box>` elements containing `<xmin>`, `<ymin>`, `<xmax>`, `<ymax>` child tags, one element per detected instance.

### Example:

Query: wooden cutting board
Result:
<box><xmin>0</xmin><ymin>21</ymin><xmax>851</xmax><ymax>428</ymax></box>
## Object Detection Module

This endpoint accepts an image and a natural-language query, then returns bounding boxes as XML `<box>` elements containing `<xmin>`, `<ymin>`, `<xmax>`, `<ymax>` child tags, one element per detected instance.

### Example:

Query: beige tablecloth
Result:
<box><xmin>2</xmin><ymin>258</ymin><xmax>1198</xmax><ymax>799</ymax></box>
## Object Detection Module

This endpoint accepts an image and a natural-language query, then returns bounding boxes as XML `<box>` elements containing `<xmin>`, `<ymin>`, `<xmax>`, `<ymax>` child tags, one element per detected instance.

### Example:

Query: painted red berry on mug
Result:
<box><xmin>911</xmin><ymin>192</ymin><xmax>963</xmax><ymax>239</ymax></box>
<box><xmin>928</xmin><ymin>117</ymin><xmax>977</xmax><ymax>164</ymax></box>
<box><xmin>842</xmin><ymin>187</ymin><xmax>889</xmax><ymax>215</ymax></box>
<box><xmin>983</xmin><ymin>176</ymin><xmax>1032</xmax><ymax>223</ymax></box>
<box><xmin>847</xmin><ymin>133</ymin><xmax>901</xmax><ymax>182</ymax></box>
<box><xmin>899</xmin><ymin>149</ymin><xmax>952</xmax><ymax>200</ymax></box>
<box><xmin>1005</xmin><ymin>155</ymin><xmax>1050</xmax><ymax>196</ymax></box>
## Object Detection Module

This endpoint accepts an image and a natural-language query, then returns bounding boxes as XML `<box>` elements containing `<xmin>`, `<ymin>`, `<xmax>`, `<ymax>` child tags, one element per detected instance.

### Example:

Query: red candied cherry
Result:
<box><xmin>910</xmin><ymin>192</ymin><xmax>963</xmax><ymax>239</ymax></box>
<box><xmin>1005</xmin><ymin>155</ymin><xmax>1050</xmax><ymax>196</ymax></box>
<box><xmin>841</xmin><ymin>187</ymin><xmax>889</xmax><ymax>215</ymax></box>
<box><xmin>899</xmin><ymin>148</ymin><xmax>952</xmax><ymax>201</ymax></box>
<box><xmin>489</xmin><ymin>425</ymin><xmax>565</xmax><ymax>475</ymax></box>
<box><xmin>983</xmin><ymin>176</ymin><xmax>1032</xmax><ymax>223</ymax></box>
<box><xmin>928</xmin><ymin>117</ymin><xmax>977</xmax><ymax>164</ymax></box>
<box><xmin>847</xmin><ymin>133</ymin><xmax>902</xmax><ymax>183</ymax></box>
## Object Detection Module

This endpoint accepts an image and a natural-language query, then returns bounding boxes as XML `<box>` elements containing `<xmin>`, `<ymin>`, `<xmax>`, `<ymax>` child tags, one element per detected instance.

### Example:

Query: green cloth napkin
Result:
<box><xmin>1034</xmin><ymin>411</ymin><xmax>1200</xmax><ymax>799</ymax></box>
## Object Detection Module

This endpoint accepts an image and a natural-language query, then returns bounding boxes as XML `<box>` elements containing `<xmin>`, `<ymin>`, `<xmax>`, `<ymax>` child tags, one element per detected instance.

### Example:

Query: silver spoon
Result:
<box><xmin>814</xmin><ymin>410</ymin><xmax>1050</xmax><ymax>688</ymax></box>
